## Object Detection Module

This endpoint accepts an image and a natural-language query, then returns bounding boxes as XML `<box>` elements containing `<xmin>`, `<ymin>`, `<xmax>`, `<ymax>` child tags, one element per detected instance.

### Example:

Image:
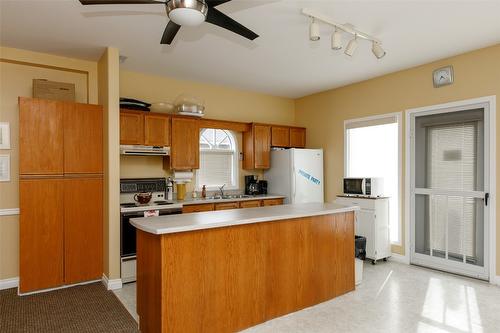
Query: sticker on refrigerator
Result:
<box><xmin>298</xmin><ymin>169</ymin><xmax>321</xmax><ymax>185</ymax></box>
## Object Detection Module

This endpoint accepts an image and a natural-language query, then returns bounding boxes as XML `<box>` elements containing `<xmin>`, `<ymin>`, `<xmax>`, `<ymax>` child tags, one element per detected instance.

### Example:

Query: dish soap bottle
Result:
<box><xmin>201</xmin><ymin>185</ymin><xmax>207</xmax><ymax>199</ymax></box>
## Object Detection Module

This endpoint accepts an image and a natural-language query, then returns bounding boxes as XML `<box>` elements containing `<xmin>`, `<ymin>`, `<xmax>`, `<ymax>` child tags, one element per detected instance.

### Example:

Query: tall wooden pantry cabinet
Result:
<box><xmin>19</xmin><ymin>97</ymin><xmax>103</xmax><ymax>293</ymax></box>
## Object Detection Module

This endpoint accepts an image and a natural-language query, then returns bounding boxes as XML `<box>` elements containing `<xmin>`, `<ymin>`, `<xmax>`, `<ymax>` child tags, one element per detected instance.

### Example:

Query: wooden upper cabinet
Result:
<box><xmin>253</xmin><ymin>124</ymin><xmax>271</xmax><ymax>169</ymax></box>
<box><xmin>19</xmin><ymin>97</ymin><xmax>64</xmax><ymax>175</ymax></box>
<box><xmin>243</xmin><ymin>124</ymin><xmax>271</xmax><ymax>170</ymax></box>
<box><xmin>120</xmin><ymin>110</ymin><xmax>144</xmax><ymax>145</ymax></box>
<box><xmin>170</xmin><ymin>117</ymin><xmax>199</xmax><ymax>170</ymax></box>
<box><xmin>290</xmin><ymin>127</ymin><xmax>306</xmax><ymax>148</ymax></box>
<box><xmin>64</xmin><ymin>103</ymin><xmax>103</xmax><ymax>174</ymax></box>
<box><xmin>64</xmin><ymin>177</ymin><xmax>103</xmax><ymax>284</ymax></box>
<box><xmin>145</xmin><ymin>113</ymin><xmax>170</xmax><ymax>146</ymax></box>
<box><xmin>19</xmin><ymin>178</ymin><xmax>64</xmax><ymax>293</ymax></box>
<box><xmin>271</xmin><ymin>126</ymin><xmax>290</xmax><ymax>147</ymax></box>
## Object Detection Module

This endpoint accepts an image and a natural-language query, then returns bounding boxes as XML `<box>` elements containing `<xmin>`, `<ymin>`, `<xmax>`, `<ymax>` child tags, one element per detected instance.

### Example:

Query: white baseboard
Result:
<box><xmin>0</xmin><ymin>208</ymin><xmax>20</xmax><ymax>216</ymax></box>
<box><xmin>491</xmin><ymin>275</ymin><xmax>500</xmax><ymax>286</ymax></box>
<box><xmin>0</xmin><ymin>277</ymin><xmax>19</xmax><ymax>290</ymax></box>
<box><xmin>102</xmin><ymin>274</ymin><xmax>122</xmax><ymax>290</ymax></box>
<box><xmin>389</xmin><ymin>253</ymin><xmax>410</xmax><ymax>265</ymax></box>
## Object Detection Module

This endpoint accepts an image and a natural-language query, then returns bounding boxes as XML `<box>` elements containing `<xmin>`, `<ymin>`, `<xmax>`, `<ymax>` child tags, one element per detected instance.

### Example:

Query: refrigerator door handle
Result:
<box><xmin>292</xmin><ymin>167</ymin><xmax>296</xmax><ymax>202</ymax></box>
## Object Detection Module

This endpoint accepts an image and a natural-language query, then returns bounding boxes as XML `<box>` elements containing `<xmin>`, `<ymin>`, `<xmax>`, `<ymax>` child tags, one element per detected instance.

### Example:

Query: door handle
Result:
<box><xmin>485</xmin><ymin>193</ymin><xmax>489</xmax><ymax>206</ymax></box>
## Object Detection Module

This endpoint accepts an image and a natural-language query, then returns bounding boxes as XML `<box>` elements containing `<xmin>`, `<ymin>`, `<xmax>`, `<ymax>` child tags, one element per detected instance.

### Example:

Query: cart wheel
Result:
<box><xmin>383</xmin><ymin>258</ymin><xmax>387</xmax><ymax>262</ymax></box>
<box><xmin>372</xmin><ymin>260</ymin><xmax>376</xmax><ymax>265</ymax></box>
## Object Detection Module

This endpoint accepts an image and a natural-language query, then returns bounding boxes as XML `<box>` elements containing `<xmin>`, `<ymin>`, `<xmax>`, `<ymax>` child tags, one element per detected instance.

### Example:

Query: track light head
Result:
<box><xmin>344</xmin><ymin>35</ymin><xmax>358</xmax><ymax>56</ymax></box>
<box><xmin>372</xmin><ymin>41</ymin><xmax>386</xmax><ymax>59</ymax></box>
<box><xmin>331</xmin><ymin>28</ymin><xmax>342</xmax><ymax>50</ymax></box>
<box><xmin>309</xmin><ymin>18</ymin><xmax>320</xmax><ymax>41</ymax></box>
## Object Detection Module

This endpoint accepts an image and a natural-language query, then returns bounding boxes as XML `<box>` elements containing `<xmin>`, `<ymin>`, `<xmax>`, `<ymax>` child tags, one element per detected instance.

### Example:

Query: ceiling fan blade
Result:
<box><xmin>79</xmin><ymin>0</ymin><xmax>166</xmax><ymax>5</ymax></box>
<box><xmin>205</xmin><ymin>8</ymin><xmax>258</xmax><ymax>41</ymax></box>
<box><xmin>161</xmin><ymin>21</ymin><xmax>181</xmax><ymax>44</ymax></box>
<box><xmin>205</xmin><ymin>0</ymin><xmax>232</xmax><ymax>7</ymax></box>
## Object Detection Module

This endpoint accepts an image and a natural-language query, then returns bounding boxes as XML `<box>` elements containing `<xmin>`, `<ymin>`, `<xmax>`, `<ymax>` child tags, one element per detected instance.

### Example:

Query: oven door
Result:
<box><xmin>121</xmin><ymin>211</ymin><xmax>142</xmax><ymax>258</ymax></box>
<box><xmin>343</xmin><ymin>178</ymin><xmax>365</xmax><ymax>195</ymax></box>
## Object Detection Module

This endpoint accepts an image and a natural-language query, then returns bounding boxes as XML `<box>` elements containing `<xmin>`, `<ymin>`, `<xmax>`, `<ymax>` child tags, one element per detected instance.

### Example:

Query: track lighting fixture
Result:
<box><xmin>372</xmin><ymin>41</ymin><xmax>386</xmax><ymax>59</ymax></box>
<box><xmin>331</xmin><ymin>28</ymin><xmax>342</xmax><ymax>50</ymax></box>
<box><xmin>303</xmin><ymin>8</ymin><xmax>386</xmax><ymax>60</ymax></box>
<box><xmin>344</xmin><ymin>35</ymin><xmax>358</xmax><ymax>57</ymax></box>
<box><xmin>309</xmin><ymin>18</ymin><xmax>320</xmax><ymax>41</ymax></box>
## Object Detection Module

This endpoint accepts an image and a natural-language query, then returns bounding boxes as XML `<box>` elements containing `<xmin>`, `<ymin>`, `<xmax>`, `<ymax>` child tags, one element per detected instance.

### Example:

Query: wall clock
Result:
<box><xmin>433</xmin><ymin>65</ymin><xmax>454</xmax><ymax>88</ymax></box>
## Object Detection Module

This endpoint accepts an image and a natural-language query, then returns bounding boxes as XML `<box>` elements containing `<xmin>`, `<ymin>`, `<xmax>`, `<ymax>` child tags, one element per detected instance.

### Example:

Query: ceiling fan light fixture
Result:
<box><xmin>167</xmin><ymin>0</ymin><xmax>208</xmax><ymax>26</ymax></box>
<box><xmin>309</xmin><ymin>18</ymin><xmax>320</xmax><ymax>41</ymax></box>
<box><xmin>372</xmin><ymin>41</ymin><xmax>386</xmax><ymax>59</ymax></box>
<box><xmin>344</xmin><ymin>35</ymin><xmax>358</xmax><ymax>56</ymax></box>
<box><xmin>331</xmin><ymin>28</ymin><xmax>342</xmax><ymax>50</ymax></box>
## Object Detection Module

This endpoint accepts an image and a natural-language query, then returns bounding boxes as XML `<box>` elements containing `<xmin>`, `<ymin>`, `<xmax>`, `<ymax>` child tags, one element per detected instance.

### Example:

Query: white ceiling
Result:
<box><xmin>1</xmin><ymin>0</ymin><xmax>500</xmax><ymax>98</ymax></box>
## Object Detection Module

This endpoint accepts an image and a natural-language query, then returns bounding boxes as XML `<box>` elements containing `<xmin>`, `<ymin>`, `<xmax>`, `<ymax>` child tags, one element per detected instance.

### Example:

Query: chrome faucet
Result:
<box><xmin>218</xmin><ymin>184</ymin><xmax>226</xmax><ymax>197</ymax></box>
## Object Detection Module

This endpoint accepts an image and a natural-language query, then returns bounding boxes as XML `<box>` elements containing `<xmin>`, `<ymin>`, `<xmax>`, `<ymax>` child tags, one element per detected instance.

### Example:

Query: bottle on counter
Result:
<box><xmin>166</xmin><ymin>177</ymin><xmax>174</xmax><ymax>201</ymax></box>
<box><xmin>201</xmin><ymin>185</ymin><xmax>207</xmax><ymax>199</ymax></box>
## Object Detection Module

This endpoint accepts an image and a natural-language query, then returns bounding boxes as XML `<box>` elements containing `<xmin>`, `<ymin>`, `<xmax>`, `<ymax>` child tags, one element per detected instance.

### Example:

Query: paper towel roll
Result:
<box><xmin>173</xmin><ymin>171</ymin><xmax>193</xmax><ymax>182</ymax></box>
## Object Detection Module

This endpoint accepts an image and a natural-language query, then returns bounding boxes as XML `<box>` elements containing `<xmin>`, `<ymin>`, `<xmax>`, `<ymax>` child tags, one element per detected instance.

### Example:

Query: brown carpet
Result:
<box><xmin>0</xmin><ymin>282</ymin><xmax>139</xmax><ymax>333</ymax></box>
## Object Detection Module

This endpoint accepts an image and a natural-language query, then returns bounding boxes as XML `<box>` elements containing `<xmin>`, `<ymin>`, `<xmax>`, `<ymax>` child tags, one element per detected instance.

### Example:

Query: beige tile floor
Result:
<box><xmin>114</xmin><ymin>261</ymin><xmax>500</xmax><ymax>332</ymax></box>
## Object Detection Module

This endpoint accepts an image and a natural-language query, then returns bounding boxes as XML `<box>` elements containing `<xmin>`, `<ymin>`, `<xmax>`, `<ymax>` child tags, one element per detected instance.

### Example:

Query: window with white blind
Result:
<box><xmin>196</xmin><ymin>129</ymin><xmax>238</xmax><ymax>190</ymax></box>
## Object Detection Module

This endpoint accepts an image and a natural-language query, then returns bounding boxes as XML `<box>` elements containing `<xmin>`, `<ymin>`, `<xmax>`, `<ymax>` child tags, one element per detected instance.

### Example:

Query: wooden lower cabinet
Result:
<box><xmin>64</xmin><ymin>177</ymin><xmax>103</xmax><ymax>284</ymax></box>
<box><xmin>262</xmin><ymin>198</ymin><xmax>284</xmax><ymax>206</ymax></box>
<box><xmin>20</xmin><ymin>178</ymin><xmax>64</xmax><ymax>293</ymax></box>
<box><xmin>19</xmin><ymin>176</ymin><xmax>103</xmax><ymax>293</ymax></box>
<box><xmin>214</xmin><ymin>202</ymin><xmax>240</xmax><ymax>211</ymax></box>
<box><xmin>182</xmin><ymin>203</ymin><xmax>214</xmax><ymax>213</ymax></box>
<box><xmin>239</xmin><ymin>200</ymin><xmax>262</xmax><ymax>208</ymax></box>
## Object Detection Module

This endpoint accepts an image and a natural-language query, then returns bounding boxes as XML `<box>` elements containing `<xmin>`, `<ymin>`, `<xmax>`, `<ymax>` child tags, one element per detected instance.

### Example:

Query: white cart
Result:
<box><xmin>336</xmin><ymin>196</ymin><xmax>391</xmax><ymax>264</ymax></box>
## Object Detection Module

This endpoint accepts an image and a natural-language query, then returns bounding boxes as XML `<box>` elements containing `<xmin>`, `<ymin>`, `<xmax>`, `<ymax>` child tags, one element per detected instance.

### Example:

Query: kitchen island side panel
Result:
<box><xmin>137</xmin><ymin>211</ymin><xmax>355</xmax><ymax>333</ymax></box>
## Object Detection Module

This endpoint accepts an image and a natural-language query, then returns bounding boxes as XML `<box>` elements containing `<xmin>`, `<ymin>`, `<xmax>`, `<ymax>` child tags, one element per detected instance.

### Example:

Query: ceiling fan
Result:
<box><xmin>79</xmin><ymin>0</ymin><xmax>259</xmax><ymax>45</ymax></box>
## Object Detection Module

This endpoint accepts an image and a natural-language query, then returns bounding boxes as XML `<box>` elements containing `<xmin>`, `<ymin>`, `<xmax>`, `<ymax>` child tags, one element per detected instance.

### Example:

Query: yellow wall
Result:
<box><xmin>295</xmin><ymin>44</ymin><xmax>500</xmax><ymax>268</ymax></box>
<box><xmin>119</xmin><ymin>70</ymin><xmax>296</xmax><ymax>193</ymax></box>
<box><xmin>98</xmin><ymin>48</ymin><xmax>121</xmax><ymax>281</ymax></box>
<box><xmin>0</xmin><ymin>46</ymin><xmax>98</xmax><ymax>280</ymax></box>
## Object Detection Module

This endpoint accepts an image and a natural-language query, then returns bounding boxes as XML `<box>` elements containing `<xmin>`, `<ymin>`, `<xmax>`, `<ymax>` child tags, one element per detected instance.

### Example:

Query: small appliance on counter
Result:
<box><xmin>245</xmin><ymin>175</ymin><xmax>260</xmax><ymax>195</ymax></box>
<box><xmin>258</xmin><ymin>180</ymin><xmax>268</xmax><ymax>195</ymax></box>
<box><xmin>343</xmin><ymin>177</ymin><xmax>384</xmax><ymax>197</ymax></box>
<box><xmin>120</xmin><ymin>178</ymin><xmax>182</xmax><ymax>283</ymax></box>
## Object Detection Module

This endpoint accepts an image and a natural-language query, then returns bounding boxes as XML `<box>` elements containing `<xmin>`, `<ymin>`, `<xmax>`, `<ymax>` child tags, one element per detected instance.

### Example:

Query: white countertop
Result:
<box><xmin>130</xmin><ymin>202</ymin><xmax>359</xmax><ymax>235</ymax></box>
<box><xmin>176</xmin><ymin>194</ymin><xmax>286</xmax><ymax>205</ymax></box>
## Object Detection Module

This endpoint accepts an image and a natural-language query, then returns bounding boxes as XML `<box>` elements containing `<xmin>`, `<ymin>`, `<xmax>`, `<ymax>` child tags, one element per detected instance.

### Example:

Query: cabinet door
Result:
<box><xmin>214</xmin><ymin>202</ymin><xmax>239</xmax><ymax>211</ymax></box>
<box><xmin>253</xmin><ymin>125</ymin><xmax>271</xmax><ymax>169</ymax></box>
<box><xmin>19</xmin><ymin>97</ymin><xmax>64</xmax><ymax>175</ymax></box>
<box><xmin>64</xmin><ymin>103</ymin><xmax>103</xmax><ymax>174</ymax></box>
<box><xmin>356</xmin><ymin>210</ymin><xmax>376</xmax><ymax>259</ymax></box>
<box><xmin>145</xmin><ymin>113</ymin><xmax>170</xmax><ymax>147</ymax></box>
<box><xmin>239</xmin><ymin>200</ymin><xmax>262</xmax><ymax>208</ymax></box>
<box><xmin>271</xmin><ymin>126</ymin><xmax>290</xmax><ymax>147</ymax></box>
<box><xmin>171</xmin><ymin>117</ymin><xmax>199</xmax><ymax>170</ymax></box>
<box><xmin>120</xmin><ymin>110</ymin><xmax>144</xmax><ymax>145</ymax></box>
<box><xmin>262</xmin><ymin>198</ymin><xmax>284</xmax><ymax>206</ymax></box>
<box><xmin>290</xmin><ymin>128</ymin><xmax>306</xmax><ymax>148</ymax></box>
<box><xmin>64</xmin><ymin>177</ymin><xmax>103</xmax><ymax>284</ymax></box>
<box><xmin>182</xmin><ymin>203</ymin><xmax>214</xmax><ymax>213</ymax></box>
<box><xmin>19</xmin><ymin>178</ymin><xmax>64</xmax><ymax>293</ymax></box>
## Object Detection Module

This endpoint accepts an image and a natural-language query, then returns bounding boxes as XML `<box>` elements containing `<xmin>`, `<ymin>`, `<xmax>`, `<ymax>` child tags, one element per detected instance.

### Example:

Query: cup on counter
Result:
<box><xmin>176</xmin><ymin>183</ymin><xmax>186</xmax><ymax>201</ymax></box>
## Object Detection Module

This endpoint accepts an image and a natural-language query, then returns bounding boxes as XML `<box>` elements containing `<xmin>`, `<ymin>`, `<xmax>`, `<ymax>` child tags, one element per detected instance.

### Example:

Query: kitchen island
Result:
<box><xmin>131</xmin><ymin>202</ymin><xmax>359</xmax><ymax>333</ymax></box>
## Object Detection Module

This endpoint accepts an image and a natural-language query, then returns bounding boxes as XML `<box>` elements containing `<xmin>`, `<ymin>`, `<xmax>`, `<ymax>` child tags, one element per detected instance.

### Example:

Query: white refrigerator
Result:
<box><xmin>264</xmin><ymin>149</ymin><xmax>324</xmax><ymax>204</ymax></box>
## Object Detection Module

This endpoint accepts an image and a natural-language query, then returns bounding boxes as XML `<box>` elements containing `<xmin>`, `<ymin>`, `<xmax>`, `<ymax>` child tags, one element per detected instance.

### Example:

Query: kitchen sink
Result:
<box><xmin>206</xmin><ymin>194</ymin><xmax>252</xmax><ymax>200</ymax></box>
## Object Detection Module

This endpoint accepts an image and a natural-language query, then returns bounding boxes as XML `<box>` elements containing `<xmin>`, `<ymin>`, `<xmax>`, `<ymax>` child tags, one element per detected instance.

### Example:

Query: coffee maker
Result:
<box><xmin>245</xmin><ymin>175</ymin><xmax>260</xmax><ymax>195</ymax></box>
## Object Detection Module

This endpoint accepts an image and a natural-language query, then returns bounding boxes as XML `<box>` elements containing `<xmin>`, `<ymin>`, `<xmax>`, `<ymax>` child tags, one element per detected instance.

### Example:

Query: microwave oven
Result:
<box><xmin>343</xmin><ymin>177</ymin><xmax>384</xmax><ymax>197</ymax></box>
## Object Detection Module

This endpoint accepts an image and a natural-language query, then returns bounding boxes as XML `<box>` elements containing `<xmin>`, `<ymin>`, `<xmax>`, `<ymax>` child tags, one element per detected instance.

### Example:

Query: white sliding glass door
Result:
<box><xmin>409</xmin><ymin>102</ymin><xmax>491</xmax><ymax>280</ymax></box>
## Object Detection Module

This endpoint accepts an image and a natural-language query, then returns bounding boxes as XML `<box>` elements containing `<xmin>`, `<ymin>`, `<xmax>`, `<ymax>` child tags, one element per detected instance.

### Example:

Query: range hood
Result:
<box><xmin>120</xmin><ymin>145</ymin><xmax>170</xmax><ymax>156</ymax></box>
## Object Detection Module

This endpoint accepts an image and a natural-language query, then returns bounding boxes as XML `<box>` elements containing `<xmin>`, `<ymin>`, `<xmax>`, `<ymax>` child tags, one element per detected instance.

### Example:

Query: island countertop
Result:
<box><xmin>130</xmin><ymin>202</ymin><xmax>359</xmax><ymax>235</ymax></box>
